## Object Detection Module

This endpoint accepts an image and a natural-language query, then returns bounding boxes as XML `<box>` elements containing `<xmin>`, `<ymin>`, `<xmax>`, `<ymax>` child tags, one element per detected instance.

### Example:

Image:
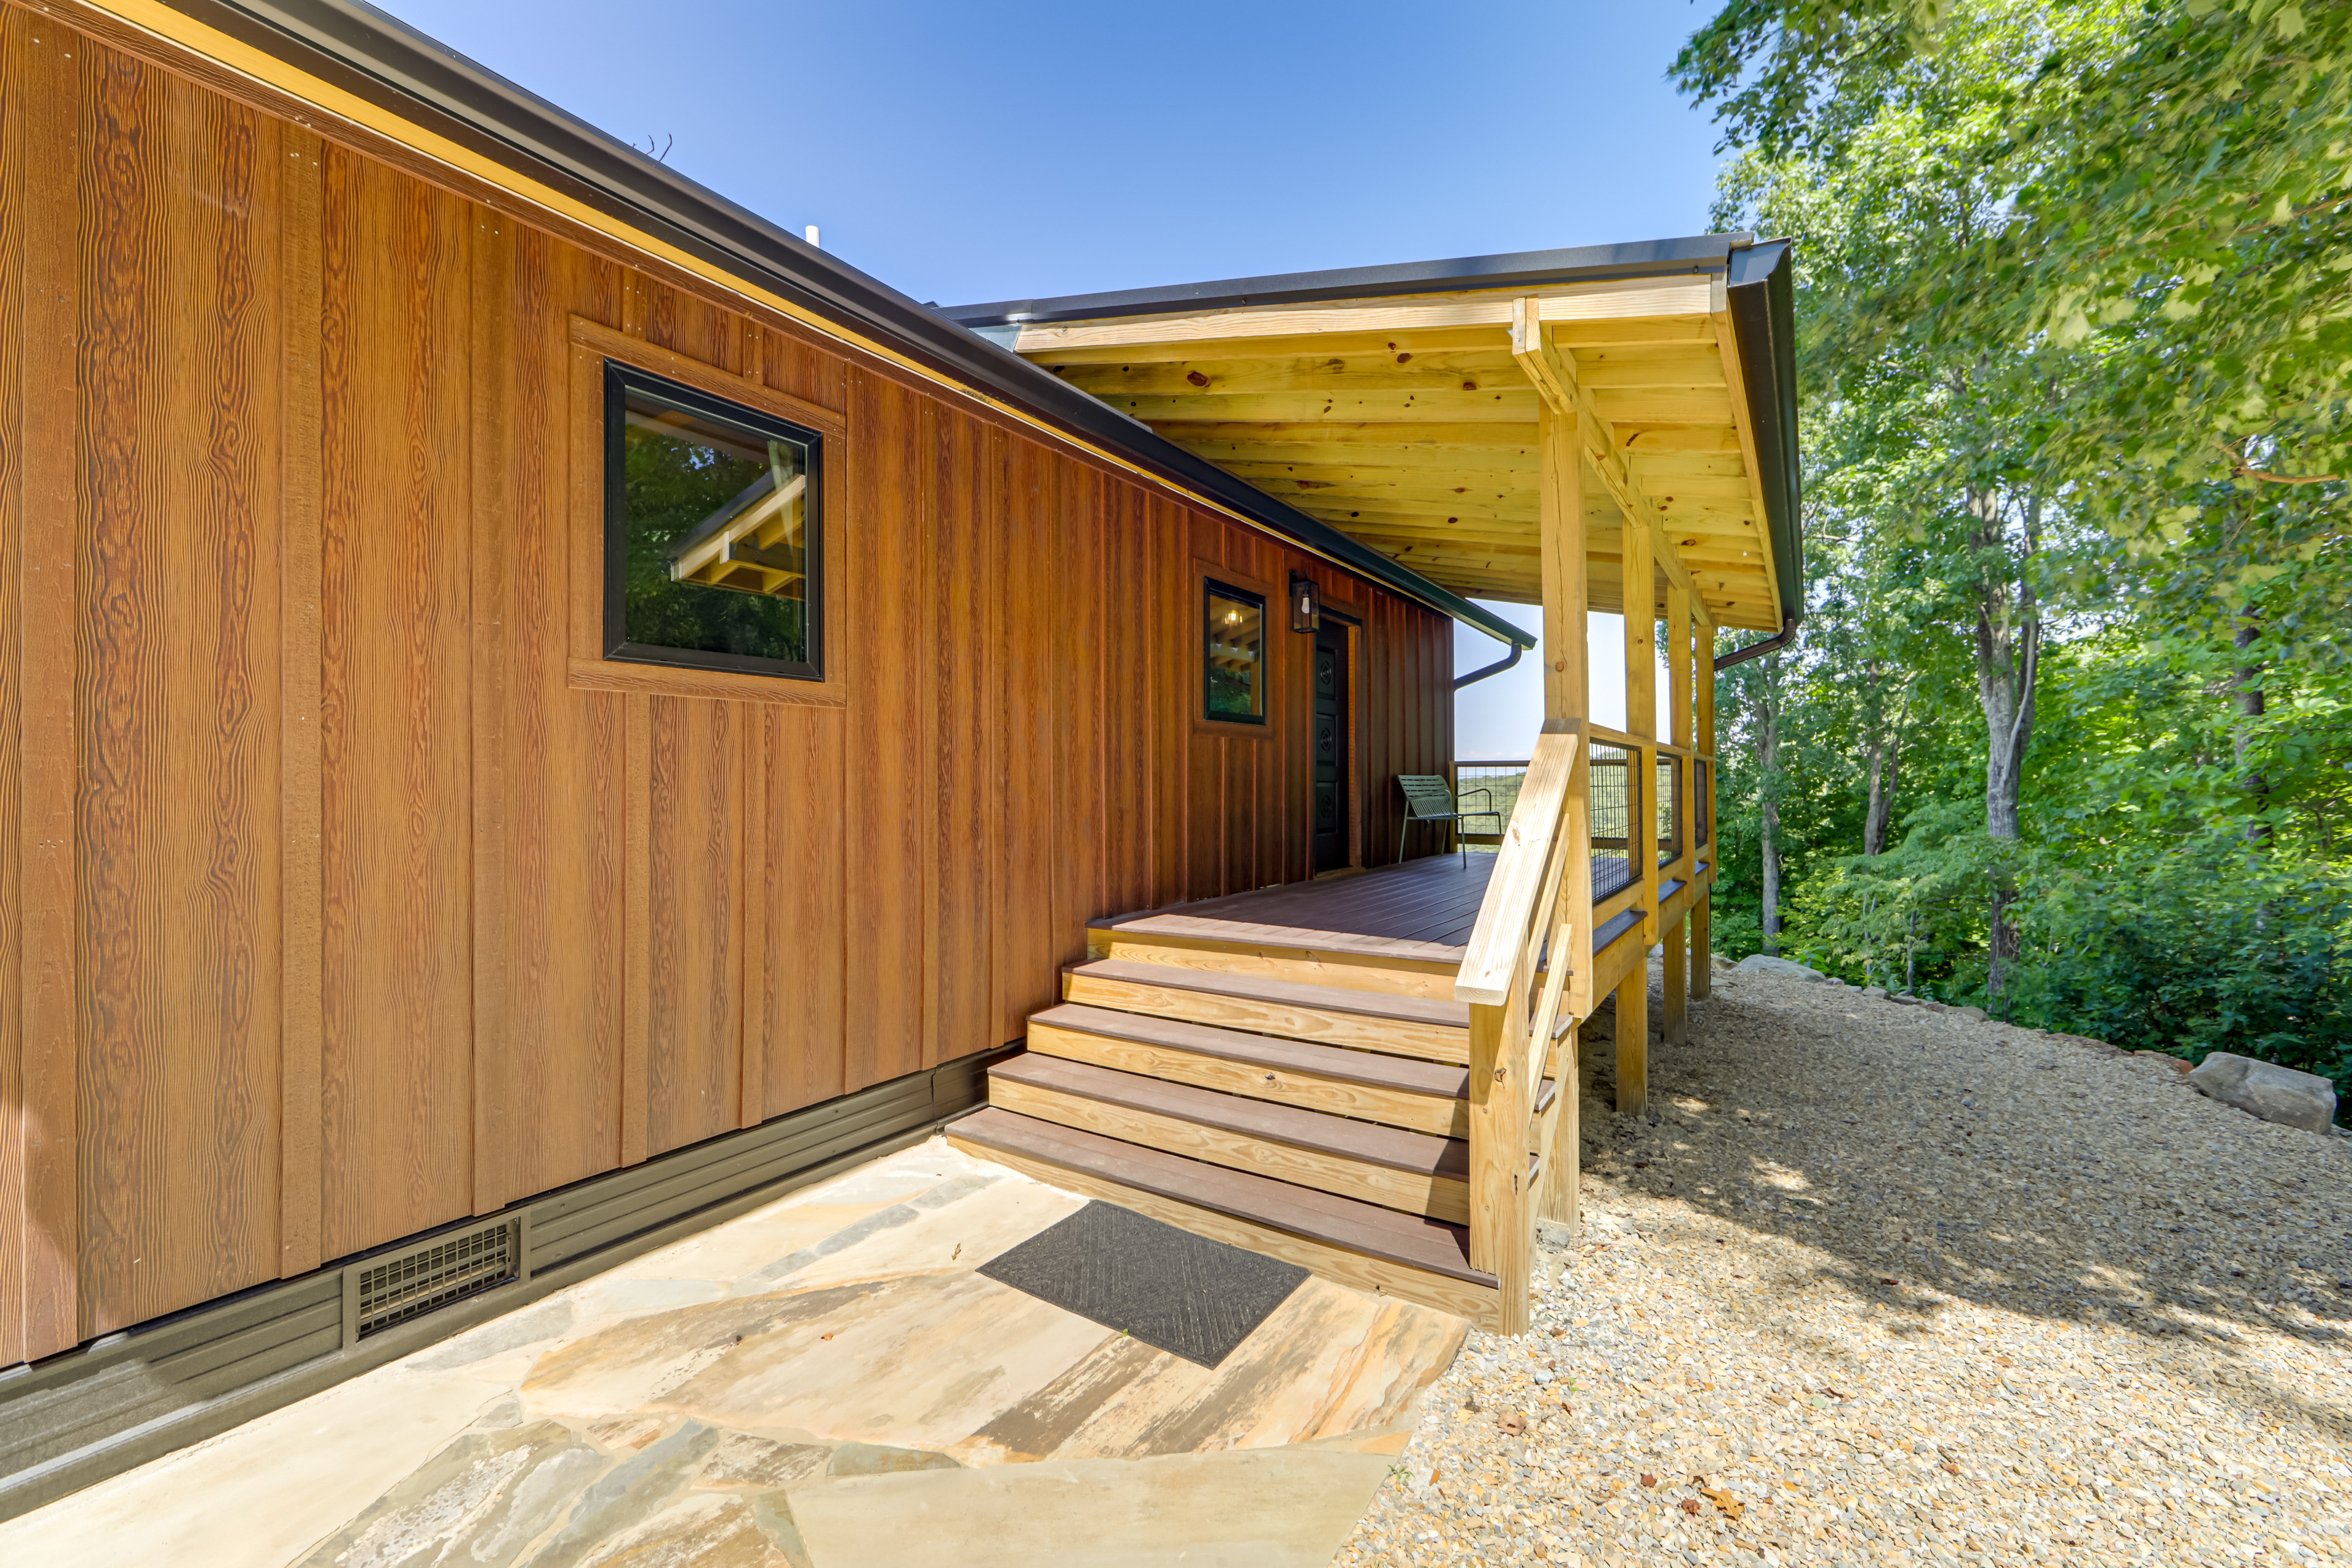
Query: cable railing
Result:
<box><xmin>1657</xmin><ymin>753</ymin><xmax>1683</xmax><ymax>869</ymax></box>
<box><xmin>1589</xmin><ymin>742</ymin><xmax>1633</xmax><ymax>900</ymax></box>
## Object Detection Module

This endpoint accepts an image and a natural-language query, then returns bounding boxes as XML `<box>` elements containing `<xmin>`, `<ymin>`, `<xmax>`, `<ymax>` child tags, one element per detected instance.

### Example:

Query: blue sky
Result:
<box><xmin>376</xmin><ymin>0</ymin><xmax>1729</xmax><ymax>753</ymax></box>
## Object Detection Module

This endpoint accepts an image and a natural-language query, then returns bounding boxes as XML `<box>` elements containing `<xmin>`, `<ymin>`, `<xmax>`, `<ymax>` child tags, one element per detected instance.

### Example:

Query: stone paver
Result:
<box><xmin>1341</xmin><ymin>960</ymin><xmax>2352</xmax><ymax>1566</ymax></box>
<box><xmin>1</xmin><ymin>1138</ymin><xmax>1461</xmax><ymax>1568</ymax></box>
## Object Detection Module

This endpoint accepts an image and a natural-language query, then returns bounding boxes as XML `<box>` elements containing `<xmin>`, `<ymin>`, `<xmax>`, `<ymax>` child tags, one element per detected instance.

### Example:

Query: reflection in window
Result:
<box><xmin>606</xmin><ymin>363</ymin><xmax>821</xmax><ymax>678</ymax></box>
<box><xmin>1204</xmin><ymin>583</ymin><xmax>1265</xmax><ymax>723</ymax></box>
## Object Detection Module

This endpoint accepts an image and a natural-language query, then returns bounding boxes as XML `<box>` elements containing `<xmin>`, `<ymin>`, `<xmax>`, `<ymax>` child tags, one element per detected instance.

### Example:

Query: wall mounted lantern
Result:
<box><xmin>1289</xmin><ymin>573</ymin><xmax>1321</xmax><ymax>633</ymax></box>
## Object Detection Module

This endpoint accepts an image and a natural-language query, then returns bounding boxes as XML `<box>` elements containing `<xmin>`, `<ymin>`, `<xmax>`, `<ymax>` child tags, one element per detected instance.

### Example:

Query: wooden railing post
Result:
<box><xmin>1694</xmin><ymin>605</ymin><xmax>1718</xmax><ymax>998</ymax></box>
<box><xmin>1664</xmin><ymin>583</ymin><xmax>1692</xmax><ymax>1047</ymax></box>
<box><xmin>1620</xmin><ymin>509</ymin><xmax>1656</xmax><ymax>1115</ymax></box>
<box><xmin>1466</xmin><ymin>998</ymin><xmax>1529</xmax><ymax>1332</ymax></box>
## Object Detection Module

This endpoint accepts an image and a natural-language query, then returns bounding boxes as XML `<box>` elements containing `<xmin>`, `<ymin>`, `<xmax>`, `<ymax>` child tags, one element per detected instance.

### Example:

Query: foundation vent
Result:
<box><xmin>343</xmin><ymin>1219</ymin><xmax>521</xmax><ymax>1345</ymax></box>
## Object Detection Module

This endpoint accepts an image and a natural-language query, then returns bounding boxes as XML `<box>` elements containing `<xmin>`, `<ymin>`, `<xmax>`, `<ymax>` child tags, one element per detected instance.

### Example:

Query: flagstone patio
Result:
<box><xmin>0</xmin><ymin>1137</ymin><xmax>1466</xmax><ymax>1567</ymax></box>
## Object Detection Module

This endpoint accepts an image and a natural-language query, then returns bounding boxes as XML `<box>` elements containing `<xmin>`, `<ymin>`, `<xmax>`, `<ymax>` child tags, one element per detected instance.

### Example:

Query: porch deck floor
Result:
<box><xmin>1096</xmin><ymin>852</ymin><xmax>1498</xmax><ymax>962</ymax></box>
<box><xmin>0</xmin><ymin>1139</ymin><xmax>1464</xmax><ymax>1568</ymax></box>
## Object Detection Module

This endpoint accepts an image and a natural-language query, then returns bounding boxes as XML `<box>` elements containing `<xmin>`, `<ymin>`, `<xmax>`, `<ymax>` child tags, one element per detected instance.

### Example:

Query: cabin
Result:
<box><xmin>0</xmin><ymin>0</ymin><xmax>1796</xmax><ymax>1516</ymax></box>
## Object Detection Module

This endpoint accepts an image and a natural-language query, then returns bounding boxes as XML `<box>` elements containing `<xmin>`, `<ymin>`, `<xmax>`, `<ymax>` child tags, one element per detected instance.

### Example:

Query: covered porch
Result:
<box><xmin>947</xmin><ymin>237</ymin><xmax>1798</xmax><ymax>1335</ymax></box>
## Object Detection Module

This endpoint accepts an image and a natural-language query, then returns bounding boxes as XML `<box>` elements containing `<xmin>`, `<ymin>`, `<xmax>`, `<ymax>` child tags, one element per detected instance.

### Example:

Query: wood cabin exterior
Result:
<box><xmin>0</xmin><ymin>0</ymin><xmax>1546</xmax><ymax>1502</ymax></box>
<box><xmin>0</xmin><ymin>0</ymin><xmax>1796</xmax><ymax>1512</ymax></box>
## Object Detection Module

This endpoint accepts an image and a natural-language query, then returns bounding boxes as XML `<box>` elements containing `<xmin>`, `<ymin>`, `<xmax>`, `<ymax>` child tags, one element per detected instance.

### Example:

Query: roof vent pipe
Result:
<box><xmin>1712</xmin><ymin>614</ymin><xmax>1799</xmax><ymax>674</ymax></box>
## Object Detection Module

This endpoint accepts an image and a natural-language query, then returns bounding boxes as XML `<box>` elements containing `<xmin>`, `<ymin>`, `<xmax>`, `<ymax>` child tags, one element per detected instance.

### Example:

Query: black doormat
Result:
<box><xmin>978</xmin><ymin>1201</ymin><xmax>1308</xmax><ymax>1369</ymax></box>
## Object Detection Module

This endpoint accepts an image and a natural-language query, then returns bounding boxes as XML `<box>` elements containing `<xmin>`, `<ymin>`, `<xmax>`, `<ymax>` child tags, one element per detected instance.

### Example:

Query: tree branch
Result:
<box><xmin>2214</xmin><ymin>439</ymin><xmax>2343</xmax><ymax>486</ymax></box>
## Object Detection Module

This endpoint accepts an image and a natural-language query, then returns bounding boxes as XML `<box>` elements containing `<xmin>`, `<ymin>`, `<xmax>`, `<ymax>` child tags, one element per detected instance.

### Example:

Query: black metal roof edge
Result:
<box><xmin>1725</xmin><ymin>241</ymin><xmax>1804</xmax><ymax>629</ymax></box>
<box><xmin>160</xmin><ymin>0</ymin><xmax>1536</xmax><ymax>649</ymax></box>
<box><xmin>940</xmin><ymin>233</ymin><xmax>1754</xmax><ymax>328</ymax></box>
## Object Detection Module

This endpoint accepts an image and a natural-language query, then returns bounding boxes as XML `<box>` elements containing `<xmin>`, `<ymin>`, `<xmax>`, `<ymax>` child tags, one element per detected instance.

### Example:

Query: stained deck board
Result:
<box><xmin>950</xmin><ymin>1107</ymin><xmax>1490</xmax><ymax>1286</ymax></box>
<box><xmin>1036</xmin><ymin>1003</ymin><xmax>1471</xmax><ymax>1095</ymax></box>
<box><xmin>1093</xmin><ymin>853</ymin><xmax>1498</xmax><ymax>962</ymax></box>
<box><xmin>1066</xmin><ymin>962</ymin><xmax>1469</xmax><ymax>1030</ymax></box>
<box><xmin>991</xmin><ymin>1055</ymin><xmax>1469</xmax><ymax>1181</ymax></box>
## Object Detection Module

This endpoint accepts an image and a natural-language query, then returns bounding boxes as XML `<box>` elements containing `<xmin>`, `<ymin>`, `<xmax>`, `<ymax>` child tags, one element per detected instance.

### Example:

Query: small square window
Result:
<box><xmin>1204</xmin><ymin>581</ymin><xmax>1266</xmax><ymax>724</ymax></box>
<box><xmin>605</xmin><ymin>363</ymin><xmax>822</xmax><ymax>679</ymax></box>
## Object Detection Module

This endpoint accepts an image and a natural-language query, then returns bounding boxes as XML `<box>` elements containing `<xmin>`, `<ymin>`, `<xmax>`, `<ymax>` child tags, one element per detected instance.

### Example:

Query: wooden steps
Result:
<box><xmin>1030</xmin><ymin>1001</ymin><xmax>1556</xmax><ymax>1141</ymax></box>
<box><xmin>955</xmin><ymin>889</ymin><xmax>1513</xmax><ymax>1330</ymax></box>
<box><xmin>1087</xmin><ymin>914</ymin><xmax>1460</xmax><ymax>999</ymax></box>
<box><xmin>946</xmin><ymin>1107</ymin><xmax>1499</xmax><ymax>1324</ymax></box>
<box><xmin>1062</xmin><ymin>958</ymin><xmax>1469</xmax><ymax>1063</ymax></box>
<box><xmin>988</xmin><ymin>1052</ymin><xmax>1474</xmax><ymax>1223</ymax></box>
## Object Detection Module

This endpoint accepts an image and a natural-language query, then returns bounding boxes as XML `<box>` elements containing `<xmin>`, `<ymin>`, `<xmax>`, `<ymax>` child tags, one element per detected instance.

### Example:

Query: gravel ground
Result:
<box><xmin>1339</xmin><ymin>960</ymin><xmax>2352</xmax><ymax>1567</ymax></box>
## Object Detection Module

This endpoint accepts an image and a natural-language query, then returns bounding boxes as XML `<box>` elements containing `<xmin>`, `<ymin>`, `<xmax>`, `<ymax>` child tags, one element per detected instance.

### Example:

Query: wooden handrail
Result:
<box><xmin>1455</xmin><ymin>718</ymin><xmax>1591</xmax><ymax>1334</ymax></box>
<box><xmin>1455</xmin><ymin>728</ymin><xmax>1578</xmax><ymax>1007</ymax></box>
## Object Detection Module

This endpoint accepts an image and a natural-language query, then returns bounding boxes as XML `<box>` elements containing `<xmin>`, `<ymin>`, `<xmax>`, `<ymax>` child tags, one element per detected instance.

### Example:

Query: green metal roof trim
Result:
<box><xmin>147</xmin><ymin>0</ymin><xmax>1537</xmax><ymax>650</ymax></box>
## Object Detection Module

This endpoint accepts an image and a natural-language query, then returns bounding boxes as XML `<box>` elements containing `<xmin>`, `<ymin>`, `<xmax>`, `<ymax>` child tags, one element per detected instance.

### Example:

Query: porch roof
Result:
<box><xmin>944</xmin><ymin>237</ymin><xmax>1803</xmax><ymax>633</ymax></box>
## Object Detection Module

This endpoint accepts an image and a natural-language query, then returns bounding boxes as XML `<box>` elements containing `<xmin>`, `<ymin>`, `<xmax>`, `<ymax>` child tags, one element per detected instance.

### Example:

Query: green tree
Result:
<box><xmin>1676</xmin><ymin>0</ymin><xmax>2351</xmax><ymax>1103</ymax></box>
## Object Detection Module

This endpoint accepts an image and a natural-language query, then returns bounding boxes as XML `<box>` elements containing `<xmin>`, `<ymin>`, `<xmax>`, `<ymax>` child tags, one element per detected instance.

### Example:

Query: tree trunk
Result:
<box><xmin>1863</xmin><ymin>728</ymin><xmax>1900</xmax><ymax>856</ymax></box>
<box><xmin>2235</xmin><ymin>605</ymin><xmax>2270</xmax><ymax>849</ymax></box>
<box><xmin>1760</xmin><ymin>652</ymin><xmax>1783</xmax><ymax>957</ymax></box>
<box><xmin>1969</xmin><ymin>489</ymin><xmax>2041</xmax><ymax>1000</ymax></box>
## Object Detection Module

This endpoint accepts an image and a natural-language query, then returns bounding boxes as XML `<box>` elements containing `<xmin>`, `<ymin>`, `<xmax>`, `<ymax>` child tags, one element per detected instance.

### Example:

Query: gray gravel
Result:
<box><xmin>1340</xmin><ymin>962</ymin><xmax>2352</xmax><ymax>1566</ymax></box>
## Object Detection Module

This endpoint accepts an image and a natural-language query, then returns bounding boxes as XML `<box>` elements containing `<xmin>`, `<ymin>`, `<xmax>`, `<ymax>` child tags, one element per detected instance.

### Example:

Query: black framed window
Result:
<box><xmin>605</xmin><ymin>362</ymin><xmax>823</xmax><ymax>679</ymax></box>
<box><xmin>1204</xmin><ymin>581</ymin><xmax>1266</xmax><ymax>723</ymax></box>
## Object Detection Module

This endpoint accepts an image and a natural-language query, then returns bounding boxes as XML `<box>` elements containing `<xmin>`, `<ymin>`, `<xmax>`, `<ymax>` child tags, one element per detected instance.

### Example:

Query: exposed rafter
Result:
<box><xmin>1506</xmin><ymin>297</ymin><xmax>1700</xmax><ymax>611</ymax></box>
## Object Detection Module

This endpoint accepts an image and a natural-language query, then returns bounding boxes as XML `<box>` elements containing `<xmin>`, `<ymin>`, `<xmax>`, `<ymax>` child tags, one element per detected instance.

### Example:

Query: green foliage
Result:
<box><xmin>1678</xmin><ymin>0</ymin><xmax>2351</xmax><ymax>1119</ymax></box>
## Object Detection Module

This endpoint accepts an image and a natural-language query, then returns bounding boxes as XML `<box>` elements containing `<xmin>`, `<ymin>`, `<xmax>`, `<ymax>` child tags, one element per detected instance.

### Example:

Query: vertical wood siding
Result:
<box><xmin>0</xmin><ymin>15</ymin><xmax>1456</xmax><ymax>1359</ymax></box>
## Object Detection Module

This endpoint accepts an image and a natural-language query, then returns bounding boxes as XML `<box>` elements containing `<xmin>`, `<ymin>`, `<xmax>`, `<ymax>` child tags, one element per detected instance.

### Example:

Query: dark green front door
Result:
<box><xmin>1311</xmin><ymin>623</ymin><xmax>1350</xmax><ymax>872</ymax></box>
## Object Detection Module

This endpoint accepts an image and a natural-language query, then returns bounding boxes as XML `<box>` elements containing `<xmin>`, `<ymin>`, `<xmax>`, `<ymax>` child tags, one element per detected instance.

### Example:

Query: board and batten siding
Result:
<box><xmin>0</xmin><ymin>7</ymin><xmax>1456</xmax><ymax>1365</ymax></box>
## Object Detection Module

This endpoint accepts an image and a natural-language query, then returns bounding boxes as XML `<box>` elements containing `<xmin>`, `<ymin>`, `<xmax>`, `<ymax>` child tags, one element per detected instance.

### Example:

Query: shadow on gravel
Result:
<box><xmin>1571</xmin><ymin>976</ymin><xmax>2352</xmax><ymax>1442</ymax></box>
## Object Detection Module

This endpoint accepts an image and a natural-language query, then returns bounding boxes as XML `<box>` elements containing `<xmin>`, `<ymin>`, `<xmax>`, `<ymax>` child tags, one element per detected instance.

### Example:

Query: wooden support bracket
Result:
<box><xmin>1509</xmin><ymin>298</ymin><xmax>1700</xmax><ymax>615</ymax></box>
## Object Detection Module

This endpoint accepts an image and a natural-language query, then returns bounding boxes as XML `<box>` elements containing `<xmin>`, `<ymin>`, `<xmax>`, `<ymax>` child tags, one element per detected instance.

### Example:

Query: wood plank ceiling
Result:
<box><xmin>998</xmin><ymin>273</ymin><xmax>1781</xmax><ymax>630</ymax></box>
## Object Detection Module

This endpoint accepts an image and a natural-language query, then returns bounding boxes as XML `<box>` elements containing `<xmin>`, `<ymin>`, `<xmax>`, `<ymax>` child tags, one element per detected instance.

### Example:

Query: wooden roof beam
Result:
<box><xmin>1506</xmin><ymin>297</ymin><xmax>1702</xmax><ymax>612</ymax></box>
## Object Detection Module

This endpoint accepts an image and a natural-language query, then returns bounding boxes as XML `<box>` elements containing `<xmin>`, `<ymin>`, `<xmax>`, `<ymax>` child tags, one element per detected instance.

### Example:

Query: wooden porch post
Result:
<box><xmin>1694</xmin><ymin>603</ymin><xmax>1717</xmax><ymax>1000</ymax></box>
<box><xmin>1663</xmin><ymin>581</ymin><xmax>1692</xmax><ymax>1047</ymax></box>
<box><xmin>1535</xmin><ymin>396</ymin><xmax>1588</xmax><ymax>1234</ymax></box>
<box><xmin>1618</xmin><ymin>516</ymin><xmax>1655</xmax><ymax>1115</ymax></box>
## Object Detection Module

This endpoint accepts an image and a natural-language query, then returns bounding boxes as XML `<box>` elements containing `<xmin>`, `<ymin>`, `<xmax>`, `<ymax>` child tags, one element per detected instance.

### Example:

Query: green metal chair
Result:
<box><xmin>1396</xmin><ymin>775</ymin><xmax>1503</xmax><ymax>865</ymax></box>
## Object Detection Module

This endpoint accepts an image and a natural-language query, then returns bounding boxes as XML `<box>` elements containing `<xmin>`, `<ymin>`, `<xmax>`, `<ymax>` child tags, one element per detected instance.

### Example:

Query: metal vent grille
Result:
<box><xmin>350</xmin><ymin>1221</ymin><xmax>517</xmax><ymax>1340</ymax></box>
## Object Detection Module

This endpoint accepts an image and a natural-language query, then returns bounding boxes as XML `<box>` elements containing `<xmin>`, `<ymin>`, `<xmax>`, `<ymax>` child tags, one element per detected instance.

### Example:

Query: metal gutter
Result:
<box><xmin>144</xmin><ymin>0</ymin><xmax>1534</xmax><ymax>650</ymax></box>
<box><xmin>1713</xmin><ymin>614</ymin><xmax>1798</xmax><ymax>673</ymax></box>
<box><xmin>943</xmin><ymin>234</ymin><xmax>1755</xmax><ymax>328</ymax></box>
<box><xmin>1451</xmin><ymin>641</ymin><xmax>1525</xmax><ymax>691</ymax></box>
<box><xmin>1725</xmin><ymin>239</ymin><xmax>1805</xmax><ymax>634</ymax></box>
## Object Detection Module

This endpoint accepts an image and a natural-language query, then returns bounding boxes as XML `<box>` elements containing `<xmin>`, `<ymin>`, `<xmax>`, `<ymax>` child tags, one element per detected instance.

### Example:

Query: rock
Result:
<box><xmin>1862</xmin><ymin>986</ymin><xmax>1889</xmax><ymax>1000</ymax></box>
<box><xmin>1955</xmin><ymin>1006</ymin><xmax>1988</xmax><ymax>1023</ymax></box>
<box><xmin>2187</xmin><ymin>1052</ymin><xmax>2340</xmax><ymax>1134</ymax></box>
<box><xmin>828</xmin><ymin>1442</ymin><xmax>962</xmax><ymax>1477</ymax></box>
<box><xmin>1736</xmin><ymin>954</ymin><xmax>1824</xmax><ymax>981</ymax></box>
